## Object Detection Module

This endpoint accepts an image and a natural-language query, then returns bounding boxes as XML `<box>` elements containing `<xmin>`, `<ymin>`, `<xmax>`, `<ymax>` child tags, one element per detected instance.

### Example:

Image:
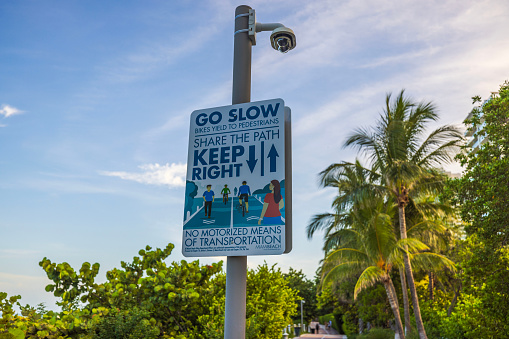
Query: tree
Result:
<box><xmin>309</xmin><ymin>159</ymin><xmax>458</xmax><ymax>335</ymax></box>
<box><xmin>337</xmin><ymin>90</ymin><xmax>462</xmax><ymax>339</ymax></box>
<box><xmin>320</xmin><ymin>195</ymin><xmax>436</xmax><ymax>339</ymax></box>
<box><xmin>39</xmin><ymin>243</ymin><xmax>222</xmax><ymax>338</ymax></box>
<box><xmin>1</xmin><ymin>244</ymin><xmax>297</xmax><ymax>339</ymax></box>
<box><xmin>283</xmin><ymin>268</ymin><xmax>318</xmax><ymax>323</ymax></box>
<box><xmin>192</xmin><ymin>263</ymin><xmax>298</xmax><ymax>339</ymax></box>
<box><xmin>452</xmin><ymin>81</ymin><xmax>509</xmax><ymax>337</ymax></box>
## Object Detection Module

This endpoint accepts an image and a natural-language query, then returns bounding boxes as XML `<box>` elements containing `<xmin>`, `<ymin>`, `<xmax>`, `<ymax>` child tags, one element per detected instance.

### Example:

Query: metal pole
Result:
<box><xmin>300</xmin><ymin>300</ymin><xmax>304</xmax><ymax>329</ymax></box>
<box><xmin>224</xmin><ymin>5</ymin><xmax>251</xmax><ymax>339</ymax></box>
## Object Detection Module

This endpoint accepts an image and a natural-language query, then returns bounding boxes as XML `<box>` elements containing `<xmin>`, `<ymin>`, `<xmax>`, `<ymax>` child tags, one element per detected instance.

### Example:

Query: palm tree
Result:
<box><xmin>395</xmin><ymin>187</ymin><xmax>457</xmax><ymax>334</ymax></box>
<box><xmin>338</xmin><ymin>90</ymin><xmax>463</xmax><ymax>339</ymax></box>
<box><xmin>308</xmin><ymin>160</ymin><xmax>457</xmax><ymax>335</ymax></box>
<box><xmin>319</xmin><ymin>194</ymin><xmax>454</xmax><ymax>339</ymax></box>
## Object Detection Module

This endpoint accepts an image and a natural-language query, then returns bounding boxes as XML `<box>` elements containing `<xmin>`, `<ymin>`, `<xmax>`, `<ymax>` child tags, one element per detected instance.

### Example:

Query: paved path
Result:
<box><xmin>297</xmin><ymin>324</ymin><xmax>347</xmax><ymax>338</ymax></box>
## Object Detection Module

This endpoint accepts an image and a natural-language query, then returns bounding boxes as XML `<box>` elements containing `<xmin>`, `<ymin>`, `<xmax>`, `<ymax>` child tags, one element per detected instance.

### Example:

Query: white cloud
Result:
<box><xmin>0</xmin><ymin>249</ymin><xmax>40</xmax><ymax>258</ymax></box>
<box><xmin>0</xmin><ymin>104</ymin><xmax>24</xmax><ymax>118</ymax></box>
<box><xmin>100</xmin><ymin>163</ymin><xmax>187</xmax><ymax>188</ymax></box>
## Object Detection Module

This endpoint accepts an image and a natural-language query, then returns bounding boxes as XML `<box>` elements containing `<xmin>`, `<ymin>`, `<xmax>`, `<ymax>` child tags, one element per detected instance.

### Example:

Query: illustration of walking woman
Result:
<box><xmin>258</xmin><ymin>180</ymin><xmax>284</xmax><ymax>225</ymax></box>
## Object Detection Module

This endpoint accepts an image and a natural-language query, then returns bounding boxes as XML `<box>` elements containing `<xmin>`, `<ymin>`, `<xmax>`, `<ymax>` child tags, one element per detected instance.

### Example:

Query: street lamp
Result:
<box><xmin>301</xmin><ymin>299</ymin><xmax>305</xmax><ymax>328</ymax></box>
<box><xmin>224</xmin><ymin>5</ymin><xmax>296</xmax><ymax>339</ymax></box>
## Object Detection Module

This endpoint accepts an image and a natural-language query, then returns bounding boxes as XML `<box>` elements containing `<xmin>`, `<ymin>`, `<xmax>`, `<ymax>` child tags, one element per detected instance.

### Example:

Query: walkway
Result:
<box><xmin>297</xmin><ymin>324</ymin><xmax>347</xmax><ymax>339</ymax></box>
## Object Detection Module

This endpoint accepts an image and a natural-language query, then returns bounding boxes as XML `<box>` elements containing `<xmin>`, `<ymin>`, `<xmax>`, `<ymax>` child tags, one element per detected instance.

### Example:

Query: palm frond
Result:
<box><xmin>411</xmin><ymin>252</ymin><xmax>456</xmax><ymax>272</ymax></box>
<box><xmin>353</xmin><ymin>266</ymin><xmax>385</xmax><ymax>299</ymax></box>
<box><xmin>325</xmin><ymin>247</ymin><xmax>368</xmax><ymax>265</ymax></box>
<box><xmin>396</xmin><ymin>238</ymin><xmax>430</xmax><ymax>254</ymax></box>
<box><xmin>323</xmin><ymin>228</ymin><xmax>361</xmax><ymax>254</ymax></box>
<box><xmin>322</xmin><ymin>261</ymin><xmax>364</xmax><ymax>287</ymax></box>
<box><xmin>307</xmin><ymin>213</ymin><xmax>337</xmax><ymax>239</ymax></box>
<box><xmin>407</xmin><ymin>220</ymin><xmax>447</xmax><ymax>235</ymax></box>
<box><xmin>412</xmin><ymin>125</ymin><xmax>463</xmax><ymax>166</ymax></box>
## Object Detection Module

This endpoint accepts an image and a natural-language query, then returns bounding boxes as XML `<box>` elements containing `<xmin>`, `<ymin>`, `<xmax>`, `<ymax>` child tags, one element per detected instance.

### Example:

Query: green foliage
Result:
<box><xmin>2</xmin><ymin>245</ymin><xmax>298</xmax><ymax>339</ymax></box>
<box><xmin>415</xmin><ymin>290</ymin><xmax>488</xmax><ymax>339</ymax></box>
<box><xmin>309</xmin><ymin>91</ymin><xmax>463</xmax><ymax>339</ymax></box>
<box><xmin>196</xmin><ymin>263</ymin><xmax>298</xmax><ymax>339</ymax></box>
<box><xmin>0</xmin><ymin>291</ymin><xmax>91</xmax><ymax>338</ymax></box>
<box><xmin>86</xmin><ymin>308</ymin><xmax>158</xmax><ymax>339</ymax></box>
<box><xmin>283</xmin><ymin>268</ymin><xmax>318</xmax><ymax>323</ymax></box>
<box><xmin>451</xmin><ymin>80</ymin><xmax>509</xmax><ymax>338</ymax></box>
<box><xmin>39</xmin><ymin>243</ymin><xmax>223</xmax><ymax>337</ymax></box>
<box><xmin>355</xmin><ymin>328</ymin><xmax>395</xmax><ymax>339</ymax></box>
<box><xmin>246</xmin><ymin>263</ymin><xmax>298</xmax><ymax>338</ymax></box>
<box><xmin>356</xmin><ymin>285</ymin><xmax>392</xmax><ymax>329</ymax></box>
<box><xmin>341</xmin><ymin>304</ymin><xmax>359</xmax><ymax>336</ymax></box>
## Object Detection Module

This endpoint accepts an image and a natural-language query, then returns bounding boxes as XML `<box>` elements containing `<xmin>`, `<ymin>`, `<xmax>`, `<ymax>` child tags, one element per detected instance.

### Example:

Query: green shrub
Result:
<box><xmin>347</xmin><ymin>328</ymin><xmax>395</xmax><ymax>339</ymax></box>
<box><xmin>87</xmin><ymin>308</ymin><xmax>158</xmax><ymax>339</ymax></box>
<box><xmin>363</xmin><ymin>328</ymin><xmax>394</xmax><ymax>339</ymax></box>
<box><xmin>341</xmin><ymin>307</ymin><xmax>358</xmax><ymax>336</ymax></box>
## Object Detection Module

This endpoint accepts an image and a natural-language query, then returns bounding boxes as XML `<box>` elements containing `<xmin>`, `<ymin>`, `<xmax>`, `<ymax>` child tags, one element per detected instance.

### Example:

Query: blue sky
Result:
<box><xmin>1</xmin><ymin>0</ymin><xmax>508</xmax><ymax>309</ymax></box>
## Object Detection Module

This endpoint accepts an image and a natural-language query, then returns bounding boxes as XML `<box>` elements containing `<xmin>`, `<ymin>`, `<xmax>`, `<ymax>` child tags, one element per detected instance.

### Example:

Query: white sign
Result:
<box><xmin>182</xmin><ymin>98</ymin><xmax>286</xmax><ymax>257</ymax></box>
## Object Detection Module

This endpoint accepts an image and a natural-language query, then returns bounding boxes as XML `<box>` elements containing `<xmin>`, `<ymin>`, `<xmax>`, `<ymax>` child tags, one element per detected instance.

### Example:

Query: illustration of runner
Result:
<box><xmin>238</xmin><ymin>181</ymin><xmax>251</xmax><ymax>214</ymax></box>
<box><xmin>258</xmin><ymin>180</ymin><xmax>284</xmax><ymax>225</ymax></box>
<box><xmin>221</xmin><ymin>184</ymin><xmax>231</xmax><ymax>205</ymax></box>
<box><xmin>202</xmin><ymin>185</ymin><xmax>214</xmax><ymax>218</ymax></box>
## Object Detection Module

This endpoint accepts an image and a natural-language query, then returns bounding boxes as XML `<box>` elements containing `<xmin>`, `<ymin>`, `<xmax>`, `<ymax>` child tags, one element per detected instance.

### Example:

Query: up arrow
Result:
<box><xmin>246</xmin><ymin>145</ymin><xmax>258</xmax><ymax>173</ymax></box>
<box><xmin>267</xmin><ymin>144</ymin><xmax>279</xmax><ymax>173</ymax></box>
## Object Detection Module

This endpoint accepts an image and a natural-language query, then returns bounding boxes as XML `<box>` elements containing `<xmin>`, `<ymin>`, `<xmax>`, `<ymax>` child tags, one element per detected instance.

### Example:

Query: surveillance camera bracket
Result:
<box><xmin>244</xmin><ymin>9</ymin><xmax>286</xmax><ymax>46</ymax></box>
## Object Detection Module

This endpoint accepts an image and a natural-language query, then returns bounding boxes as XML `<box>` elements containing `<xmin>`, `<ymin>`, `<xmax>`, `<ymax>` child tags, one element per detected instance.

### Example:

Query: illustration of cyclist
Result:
<box><xmin>221</xmin><ymin>184</ymin><xmax>231</xmax><ymax>205</ymax></box>
<box><xmin>238</xmin><ymin>181</ymin><xmax>251</xmax><ymax>214</ymax></box>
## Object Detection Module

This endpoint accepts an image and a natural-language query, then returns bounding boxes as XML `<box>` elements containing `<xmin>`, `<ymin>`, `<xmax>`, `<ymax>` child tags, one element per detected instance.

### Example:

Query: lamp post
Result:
<box><xmin>224</xmin><ymin>5</ymin><xmax>296</xmax><ymax>339</ymax></box>
<box><xmin>300</xmin><ymin>299</ymin><xmax>305</xmax><ymax>328</ymax></box>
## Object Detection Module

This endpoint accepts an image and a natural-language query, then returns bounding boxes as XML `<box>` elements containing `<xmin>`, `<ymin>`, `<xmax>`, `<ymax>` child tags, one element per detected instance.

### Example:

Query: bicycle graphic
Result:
<box><xmin>221</xmin><ymin>184</ymin><xmax>231</xmax><ymax>205</ymax></box>
<box><xmin>236</xmin><ymin>201</ymin><xmax>247</xmax><ymax>217</ymax></box>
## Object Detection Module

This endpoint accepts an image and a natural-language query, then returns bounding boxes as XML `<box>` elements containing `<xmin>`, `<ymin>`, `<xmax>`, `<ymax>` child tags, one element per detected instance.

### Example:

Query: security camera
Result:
<box><xmin>270</xmin><ymin>27</ymin><xmax>296</xmax><ymax>53</ymax></box>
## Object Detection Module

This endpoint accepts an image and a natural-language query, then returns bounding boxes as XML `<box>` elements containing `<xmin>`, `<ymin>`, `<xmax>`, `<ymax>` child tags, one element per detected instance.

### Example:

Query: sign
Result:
<box><xmin>182</xmin><ymin>98</ymin><xmax>288</xmax><ymax>257</ymax></box>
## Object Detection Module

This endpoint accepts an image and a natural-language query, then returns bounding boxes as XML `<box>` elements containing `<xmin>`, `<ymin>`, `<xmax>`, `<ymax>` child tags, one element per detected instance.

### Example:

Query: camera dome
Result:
<box><xmin>270</xmin><ymin>27</ymin><xmax>296</xmax><ymax>53</ymax></box>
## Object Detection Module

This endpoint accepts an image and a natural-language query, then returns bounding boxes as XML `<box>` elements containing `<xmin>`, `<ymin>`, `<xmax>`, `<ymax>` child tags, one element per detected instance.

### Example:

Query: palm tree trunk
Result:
<box><xmin>383</xmin><ymin>277</ymin><xmax>405</xmax><ymax>339</ymax></box>
<box><xmin>447</xmin><ymin>282</ymin><xmax>461</xmax><ymax>317</ymax></box>
<box><xmin>399</xmin><ymin>205</ymin><xmax>428</xmax><ymax>339</ymax></box>
<box><xmin>399</xmin><ymin>267</ymin><xmax>412</xmax><ymax>334</ymax></box>
<box><xmin>428</xmin><ymin>271</ymin><xmax>434</xmax><ymax>300</ymax></box>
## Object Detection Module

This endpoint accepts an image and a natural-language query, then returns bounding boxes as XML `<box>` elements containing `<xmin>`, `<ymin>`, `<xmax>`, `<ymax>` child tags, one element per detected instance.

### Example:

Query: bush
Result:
<box><xmin>363</xmin><ymin>328</ymin><xmax>394</xmax><ymax>339</ymax></box>
<box><xmin>87</xmin><ymin>308</ymin><xmax>158</xmax><ymax>339</ymax></box>
<box><xmin>2</xmin><ymin>244</ymin><xmax>298</xmax><ymax>339</ymax></box>
<box><xmin>348</xmin><ymin>328</ymin><xmax>395</xmax><ymax>339</ymax></box>
<box><xmin>341</xmin><ymin>305</ymin><xmax>358</xmax><ymax>336</ymax></box>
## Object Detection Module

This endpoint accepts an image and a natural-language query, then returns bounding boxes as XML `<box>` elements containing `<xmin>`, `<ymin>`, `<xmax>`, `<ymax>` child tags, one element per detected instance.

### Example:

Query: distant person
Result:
<box><xmin>309</xmin><ymin>321</ymin><xmax>316</xmax><ymax>334</ymax></box>
<box><xmin>202</xmin><ymin>185</ymin><xmax>214</xmax><ymax>218</ymax></box>
<box><xmin>221</xmin><ymin>184</ymin><xmax>231</xmax><ymax>205</ymax></box>
<box><xmin>258</xmin><ymin>180</ymin><xmax>284</xmax><ymax>225</ymax></box>
<box><xmin>234</xmin><ymin>187</ymin><xmax>238</xmax><ymax>196</ymax></box>
<box><xmin>315</xmin><ymin>320</ymin><xmax>320</xmax><ymax>334</ymax></box>
<box><xmin>238</xmin><ymin>181</ymin><xmax>251</xmax><ymax>213</ymax></box>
